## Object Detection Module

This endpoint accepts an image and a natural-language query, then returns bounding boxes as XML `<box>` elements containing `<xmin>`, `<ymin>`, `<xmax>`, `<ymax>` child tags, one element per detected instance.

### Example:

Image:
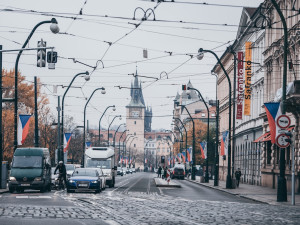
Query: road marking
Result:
<box><xmin>147</xmin><ymin>176</ymin><xmax>151</xmax><ymax>194</ymax></box>
<box><xmin>16</xmin><ymin>196</ymin><xmax>52</xmax><ymax>199</ymax></box>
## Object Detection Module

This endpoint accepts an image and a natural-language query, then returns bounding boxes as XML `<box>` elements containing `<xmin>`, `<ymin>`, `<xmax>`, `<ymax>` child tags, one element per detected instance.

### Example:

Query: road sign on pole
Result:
<box><xmin>276</xmin><ymin>115</ymin><xmax>291</xmax><ymax>129</ymax></box>
<box><xmin>276</xmin><ymin>134</ymin><xmax>290</xmax><ymax>148</ymax></box>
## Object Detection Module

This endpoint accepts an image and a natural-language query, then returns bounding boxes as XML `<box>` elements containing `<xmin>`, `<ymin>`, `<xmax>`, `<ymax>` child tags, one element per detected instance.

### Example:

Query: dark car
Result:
<box><xmin>171</xmin><ymin>167</ymin><xmax>185</xmax><ymax>180</ymax></box>
<box><xmin>117</xmin><ymin>167</ymin><xmax>123</xmax><ymax>176</ymax></box>
<box><xmin>66</xmin><ymin>168</ymin><xmax>102</xmax><ymax>193</ymax></box>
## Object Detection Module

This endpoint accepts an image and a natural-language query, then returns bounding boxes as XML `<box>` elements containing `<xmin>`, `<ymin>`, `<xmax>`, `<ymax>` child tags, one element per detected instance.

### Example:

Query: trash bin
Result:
<box><xmin>1</xmin><ymin>161</ymin><xmax>8</xmax><ymax>189</ymax></box>
<box><xmin>231</xmin><ymin>178</ymin><xmax>236</xmax><ymax>189</ymax></box>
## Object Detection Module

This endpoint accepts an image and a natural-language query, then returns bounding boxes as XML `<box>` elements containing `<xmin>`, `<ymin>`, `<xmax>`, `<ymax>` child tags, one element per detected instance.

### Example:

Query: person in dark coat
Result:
<box><xmin>235</xmin><ymin>168</ymin><xmax>242</xmax><ymax>188</ymax></box>
<box><xmin>163</xmin><ymin>167</ymin><xmax>168</xmax><ymax>180</ymax></box>
<box><xmin>158</xmin><ymin>166</ymin><xmax>162</xmax><ymax>178</ymax></box>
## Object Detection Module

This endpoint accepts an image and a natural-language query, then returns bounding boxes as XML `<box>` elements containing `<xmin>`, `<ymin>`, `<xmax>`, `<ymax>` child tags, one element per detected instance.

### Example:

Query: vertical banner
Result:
<box><xmin>220</xmin><ymin>131</ymin><xmax>229</xmax><ymax>156</ymax></box>
<box><xmin>17</xmin><ymin>114</ymin><xmax>32</xmax><ymax>145</ymax></box>
<box><xmin>244</xmin><ymin>42</ymin><xmax>252</xmax><ymax>115</ymax></box>
<box><xmin>236</xmin><ymin>52</ymin><xmax>244</xmax><ymax>119</ymax></box>
<box><xmin>63</xmin><ymin>133</ymin><xmax>72</xmax><ymax>152</ymax></box>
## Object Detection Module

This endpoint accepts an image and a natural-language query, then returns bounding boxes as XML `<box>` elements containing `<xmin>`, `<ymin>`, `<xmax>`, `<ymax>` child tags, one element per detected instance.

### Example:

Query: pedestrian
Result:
<box><xmin>187</xmin><ymin>168</ymin><xmax>191</xmax><ymax>179</ymax></box>
<box><xmin>162</xmin><ymin>166</ymin><xmax>165</xmax><ymax>179</ymax></box>
<box><xmin>235</xmin><ymin>168</ymin><xmax>242</xmax><ymax>188</ymax></box>
<box><xmin>158</xmin><ymin>166</ymin><xmax>162</xmax><ymax>178</ymax></box>
<box><xmin>164</xmin><ymin>167</ymin><xmax>168</xmax><ymax>180</ymax></box>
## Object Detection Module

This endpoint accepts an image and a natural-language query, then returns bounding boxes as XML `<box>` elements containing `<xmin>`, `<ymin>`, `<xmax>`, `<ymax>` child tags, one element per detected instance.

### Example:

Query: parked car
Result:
<box><xmin>65</xmin><ymin>164</ymin><xmax>76</xmax><ymax>179</ymax></box>
<box><xmin>122</xmin><ymin>168</ymin><xmax>127</xmax><ymax>175</ymax></box>
<box><xmin>117</xmin><ymin>167</ymin><xmax>123</xmax><ymax>176</ymax></box>
<box><xmin>67</xmin><ymin>168</ymin><xmax>102</xmax><ymax>193</ymax></box>
<box><xmin>132</xmin><ymin>168</ymin><xmax>136</xmax><ymax>173</ymax></box>
<box><xmin>128</xmin><ymin>169</ymin><xmax>133</xmax><ymax>174</ymax></box>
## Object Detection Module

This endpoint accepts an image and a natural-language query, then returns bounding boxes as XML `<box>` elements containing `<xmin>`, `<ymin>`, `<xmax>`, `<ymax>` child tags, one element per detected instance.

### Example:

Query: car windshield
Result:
<box><xmin>72</xmin><ymin>169</ymin><xmax>97</xmax><ymax>177</ymax></box>
<box><xmin>86</xmin><ymin>159</ymin><xmax>111</xmax><ymax>169</ymax></box>
<box><xmin>65</xmin><ymin>164</ymin><xmax>75</xmax><ymax>171</ymax></box>
<box><xmin>12</xmin><ymin>156</ymin><xmax>42</xmax><ymax>168</ymax></box>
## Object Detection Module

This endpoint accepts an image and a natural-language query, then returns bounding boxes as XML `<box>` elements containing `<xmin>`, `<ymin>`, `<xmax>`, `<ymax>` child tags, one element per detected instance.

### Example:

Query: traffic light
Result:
<box><xmin>37</xmin><ymin>40</ymin><xmax>46</xmax><ymax>67</ymax></box>
<box><xmin>47</xmin><ymin>51</ymin><xmax>57</xmax><ymax>63</ymax></box>
<box><xmin>161</xmin><ymin>156</ymin><xmax>165</xmax><ymax>164</ymax></box>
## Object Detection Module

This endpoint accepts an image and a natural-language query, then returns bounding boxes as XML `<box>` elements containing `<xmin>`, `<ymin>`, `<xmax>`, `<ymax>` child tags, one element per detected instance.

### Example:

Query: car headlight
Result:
<box><xmin>9</xmin><ymin>176</ymin><xmax>16</xmax><ymax>181</ymax></box>
<box><xmin>91</xmin><ymin>180</ymin><xmax>98</xmax><ymax>184</ymax></box>
<box><xmin>55</xmin><ymin>177</ymin><xmax>59</xmax><ymax>181</ymax></box>
<box><xmin>34</xmin><ymin>177</ymin><xmax>42</xmax><ymax>181</ymax></box>
<box><xmin>69</xmin><ymin>180</ymin><xmax>75</xmax><ymax>183</ymax></box>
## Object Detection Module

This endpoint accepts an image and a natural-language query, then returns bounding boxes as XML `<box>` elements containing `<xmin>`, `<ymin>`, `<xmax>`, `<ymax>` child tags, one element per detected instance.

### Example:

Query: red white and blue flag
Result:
<box><xmin>85</xmin><ymin>142</ymin><xmax>92</xmax><ymax>148</ymax></box>
<box><xmin>64</xmin><ymin>133</ymin><xmax>72</xmax><ymax>152</ymax></box>
<box><xmin>120</xmin><ymin>156</ymin><xmax>123</xmax><ymax>164</ymax></box>
<box><xmin>264</xmin><ymin>102</ymin><xmax>282</xmax><ymax>144</ymax></box>
<box><xmin>221</xmin><ymin>131</ymin><xmax>229</xmax><ymax>156</ymax></box>
<box><xmin>18</xmin><ymin>114</ymin><xmax>32</xmax><ymax>145</ymax></box>
<box><xmin>200</xmin><ymin>141</ymin><xmax>207</xmax><ymax>159</ymax></box>
<box><xmin>177</xmin><ymin>153</ymin><xmax>181</xmax><ymax>163</ymax></box>
<box><xmin>145</xmin><ymin>158</ymin><xmax>147</xmax><ymax>163</ymax></box>
<box><xmin>181</xmin><ymin>152</ymin><xmax>186</xmax><ymax>163</ymax></box>
<box><xmin>187</xmin><ymin>147</ymin><xmax>192</xmax><ymax>163</ymax></box>
<box><xmin>168</xmin><ymin>157</ymin><xmax>170</xmax><ymax>166</ymax></box>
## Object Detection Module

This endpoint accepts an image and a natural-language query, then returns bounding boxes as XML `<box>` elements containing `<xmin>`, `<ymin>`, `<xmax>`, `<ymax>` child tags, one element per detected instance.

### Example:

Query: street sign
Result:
<box><xmin>276</xmin><ymin>134</ymin><xmax>290</xmax><ymax>148</ymax></box>
<box><xmin>276</xmin><ymin>115</ymin><xmax>291</xmax><ymax>129</ymax></box>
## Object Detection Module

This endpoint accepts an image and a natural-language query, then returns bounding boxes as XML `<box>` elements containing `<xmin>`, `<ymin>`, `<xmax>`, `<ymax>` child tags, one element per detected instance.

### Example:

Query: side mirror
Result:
<box><xmin>113</xmin><ymin>166</ymin><xmax>117</xmax><ymax>170</ymax></box>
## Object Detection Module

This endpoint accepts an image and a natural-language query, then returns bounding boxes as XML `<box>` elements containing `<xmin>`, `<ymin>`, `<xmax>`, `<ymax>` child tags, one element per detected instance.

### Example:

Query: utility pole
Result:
<box><xmin>0</xmin><ymin>45</ymin><xmax>3</xmax><ymax>187</ymax></box>
<box><xmin>34</xmin><ymin>76</ymin><xmax>39</xmax><ymax>147</ymax></box>
<box><xmin>214</xmin><ymin>100</ymin><xmax>219</xmax><ymax>186</ymax></box>
<box><xmin>57</xmin><ymin>96</ymin><xmax>61</xmax><ymax>163</ymax></box>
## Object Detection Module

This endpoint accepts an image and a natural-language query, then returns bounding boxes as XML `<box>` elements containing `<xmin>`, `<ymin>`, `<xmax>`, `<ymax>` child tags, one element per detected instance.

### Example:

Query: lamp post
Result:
<box><xmin>99</xmin><ymin>105</ymin><xmax>116</xmax><ymax>145</ymax></box>
<box><xmin>187</xmin><ymin>87</ymin><xmax>210</xmax><ymax>183</ymax></box>
<box><xmin>119</xmin><ymin>129</ymin><xmax>128</xmax><ymax>166</ymax></box>
<box><xmin>211</xmin><ymin>71</ymin><xmax>219</xmax><ymax>186</ymax></box>
<box><xmin>124</xmin><ymin>135</ymin><xmax>134</xmax><ymax>167</ymax></box>
<box><xmin>107</xmin><ymin>115</ymin><xmax>122</xmax><ymax>146</ymax></box>
<box><xmin>171</xmin><ymin>123</ymin><xmax>183</xmax><ymax>153</ymax></box>
<box><xmin>176</xmin><ymin>103</ymin><xmax>196</xmax><ymax>180</ymax></box>
<box><xmin>113</xmin><ymin>123</ymin><xmax>125</xmax><ymax>147</ymax></box>
<box><xmin>198</xmin><ymin>48</ymin><xmax>232</xmax><ymax>188</ymax></box>
<box><xmin>166</xmin><ymin>129</ymin><xmax>178</xmax><ymax>143</ymax></box>
<box><xmin>173</xmin><ymin>117</ymin><xmax>188</xmax><ymax>172</ymax></box>
<box><xmin>82</xmin><ymin>87</ymin><xmax>106</xmax><ymax>167</ymax></box>
<box><xmin>61</xmin><ymin>71</ymin><xmax>89</xmax><ymax>162</ymax></box>
<box><xmin>13</xmin><ymin>18</ymin><xmax>59</xmax><ymax>152</ymax></box>
<box><xmin>128</xmin><ymin>136</ymin><xmax>137</xmax><ymax>168</ymax></box>
<box><xmin>270</xmin><ymin>0</ymin><xmax>288</xmax><ymax>202</ymax></box>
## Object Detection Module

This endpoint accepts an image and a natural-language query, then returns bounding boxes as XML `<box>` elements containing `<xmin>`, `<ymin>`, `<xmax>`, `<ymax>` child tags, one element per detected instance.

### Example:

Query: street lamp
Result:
<box><xmin>118</xmin><ymin>129</ymin><xmax>128</xmax><ymax>165</ymax></box>
<box><xmin>82</xmin><ymin>87</ymin><xmax>106</xmax><ymax>167</ymax></box>
<box><xmin>165</xmin><ymin>129</ymin><xmax>178</xmax><ymax>143</ymax></box>
<box><xmin>99</xmin><ymin>105</ymin><xmax>116</xmax><ymax>145</ymax></box>
<box><xmin>198</xmin><ymin>48</ymin><xmax>232</xmax><ymax>188</ymax></box>
<box><xmin>173</xmin><ymin>117</ymin><xmax>188</xmax><ymax>172</ymax></box>
<box><xmin>107</xmin><ymin>115</ymin><xmax>122</xmax><ymax>145</ymax></box>
<box><xmin>171</xmin><ymin>123</ymin><xmax>183</xmax><ymax>153</ymax></box>
<box><xmin>176</xmin><ymin>102</ymin><xmax>196</xmax><ymax>180</ymax></box>
<box><xmin>211</xmin><ymin>71</ymin><xmax>220</xmax><ymax>186</ymax></box>
<box><xmin>113</xmin><ymin>123</ymin><xmax>126</xmax><ymax>147</ymax></box>
<box><xmin>187</xmin><ymin>86</ymin><xmax>210</xmax><ymax>183</ymax></box>
<box><xmin>128</xmin><ymin>136</ymin><xmax>137</xmax><ymax>168</ymax></box>
<box><xmin>124</xmin><ymin>135</ymin><xmax>134</xmax><ymax>166</ymax></box>
<box><xmin>61</xmin><ymin>71</ymin><xmax>89</xmax><ymax>162</ymax></box>
<box><xmin>14</xmin><ymin>18</ymin><xmax>59</xmax><ymax>151</ymax></box>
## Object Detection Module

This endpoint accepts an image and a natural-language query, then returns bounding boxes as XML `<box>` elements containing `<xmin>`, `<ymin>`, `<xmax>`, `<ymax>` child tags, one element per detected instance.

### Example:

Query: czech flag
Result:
<box><xmin>181</xmin><ymin>152</ymin><xmax>186</xmax><ymax>163</ymax></box>
<box><xmin>220</xmin><ymin>131</ymin><xmax>229</xmax><ymax>156</ymax></box>
<box><xmin>85</xmin><ymin>142</ymin><xmax>92</xmax><ymax>148</ymax></box>
<box><xmin>168</xmin><ymin>157</ymin><xmax>170</xmax><ymax>166</ymax></box>
<box><xmin>145</xmin><ymin>158</ymin><xmax>147</xmax><ymax>163</ymax></box>
<box><xmin>200</xmin><ymin>141</ymin><xmax>207</xmax><ymax>159</ymax></box>
<box><xmin>17</xmin><ymin>114</ymin><xmax>32</xmax><ymax>145</ymax></box>
<box><xmin>64</xmin><ymin>133</ymin><xmax>72</xmax><ymax>152</ymax></box>
<box><xmin>177</xmin><ymin>153</ymin><xmax>181</xmax><ymax>163</ymax></box>
<box><xmin>187</xmin><ymin>147</ymin><xmax>192</xmax><ymax>163</ymax></box>
<box><xmin>264</xmin><ymin>102</ymin><xmax>282</xmax><ymax>144</ymax></box>
<box><xmin>120</xmin><ymin>156</ymin><xmax>123</xmax><ymax>164</ymax></box>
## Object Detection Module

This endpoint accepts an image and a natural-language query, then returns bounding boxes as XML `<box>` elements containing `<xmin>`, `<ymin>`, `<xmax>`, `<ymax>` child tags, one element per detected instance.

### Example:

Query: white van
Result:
<box><xmin>84</xmin><ymin>147</ymin><xmax>116</xmax><ymax>188</ymax></box>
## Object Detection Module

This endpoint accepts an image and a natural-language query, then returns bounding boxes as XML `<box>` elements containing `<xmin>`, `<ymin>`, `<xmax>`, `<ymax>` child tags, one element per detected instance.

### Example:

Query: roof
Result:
<box><xmin>85</xmin><ymin>147</ymin><xmax>115</xmax><ymax>159</ymax></box>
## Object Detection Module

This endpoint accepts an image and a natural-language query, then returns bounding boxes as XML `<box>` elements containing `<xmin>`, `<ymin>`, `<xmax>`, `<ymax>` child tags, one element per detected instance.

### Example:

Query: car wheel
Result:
<box><xmin>9</xmin><ymin>187</ymin><xmax>14</xmax><ymax>193</ymax></box>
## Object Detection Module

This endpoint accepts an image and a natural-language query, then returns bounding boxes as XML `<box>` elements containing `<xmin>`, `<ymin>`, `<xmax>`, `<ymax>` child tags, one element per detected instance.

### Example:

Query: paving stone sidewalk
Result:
<box><xmin>187</xmin><ymin>176</ymin><xmax>300</xmax><ymax>206</ymax></box>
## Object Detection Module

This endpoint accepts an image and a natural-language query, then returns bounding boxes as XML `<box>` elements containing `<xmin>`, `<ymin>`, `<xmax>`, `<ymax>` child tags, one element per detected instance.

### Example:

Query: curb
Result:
<box><xmin>186</xmin><ymin>179</ymin><xmax>268</xmax><ymax>204</ymax></box>
<box><xmin>0</xmin><ymin>189</ymin><xmax>9</xmax><ymax>194</ymax></box>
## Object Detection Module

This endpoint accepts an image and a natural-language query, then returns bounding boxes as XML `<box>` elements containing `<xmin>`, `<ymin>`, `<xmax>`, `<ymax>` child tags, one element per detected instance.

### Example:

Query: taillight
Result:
<box><xmin>183</xmin><ymin>171</ymin><xmax>185</xmax><ymax>175</ymax></box>
<box><xmin>173</xmin><ymin>171</ymin><xmax>175</xmax><ymax>174</ymax></box>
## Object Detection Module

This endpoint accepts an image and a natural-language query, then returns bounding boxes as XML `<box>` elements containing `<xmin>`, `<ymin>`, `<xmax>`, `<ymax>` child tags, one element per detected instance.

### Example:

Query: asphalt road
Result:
<box><xmin>1</xmin><ymin>172</ymin><xmax>299</xmax><ymax>225</ymax></box>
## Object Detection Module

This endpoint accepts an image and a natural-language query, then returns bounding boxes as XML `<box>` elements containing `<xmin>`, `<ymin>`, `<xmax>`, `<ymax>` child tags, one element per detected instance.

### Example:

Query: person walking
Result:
<box><xmin>235</xmin><ymin>168</ymin><xmax>242</xmax><ymax>188</ymax></box>
<box><xmin>158</xmin><ymin>166</ymin><xmax>162</xmax><ymax>178</ymax></box>
<box><xmin>163</xmin><ymin>167</ymin><xmax>168</xmax><ymax>180</ymax></box>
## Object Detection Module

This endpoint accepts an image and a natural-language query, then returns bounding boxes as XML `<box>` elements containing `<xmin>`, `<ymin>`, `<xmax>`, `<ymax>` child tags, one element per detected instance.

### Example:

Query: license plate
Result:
<box><xmin>78</xmin><ymin>184</ymin><xmax>88</xmax><ymax>187</ymax></box>
<box><xmin>21</xmin><ymin>184</ymin><xmax>30</xmax><ymax>186</ymax></box>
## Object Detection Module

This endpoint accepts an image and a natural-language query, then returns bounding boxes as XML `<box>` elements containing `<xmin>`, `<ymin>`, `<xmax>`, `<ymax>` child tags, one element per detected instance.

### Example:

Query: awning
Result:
<box><xmin>253</xmin><ymin>132</ymin><xmax>270</xmax><ymax>143</ymax></box>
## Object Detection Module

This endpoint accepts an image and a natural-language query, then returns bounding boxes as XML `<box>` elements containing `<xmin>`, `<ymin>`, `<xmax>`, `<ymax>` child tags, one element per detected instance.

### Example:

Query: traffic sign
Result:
<box><xmin>276</xmin><ymin>134</ymin><xmax>290</xmax><ymax>148</ymax></box>
<box><xmin>276</xmin><ymin>115</ymin><xmax>291</xmax><ymax>129</ymax></box>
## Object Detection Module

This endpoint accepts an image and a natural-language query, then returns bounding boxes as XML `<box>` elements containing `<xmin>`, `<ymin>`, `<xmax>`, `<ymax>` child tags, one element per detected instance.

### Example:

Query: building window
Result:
<box><xmin>211</xmin><ymin>113</ymin><xmax>215</xmax><ymax>117</ymax></box>
<box><xmin>134</xmin><ymin>132</ymin><xmax>136</xmax><ymax>136</ymax></box>
<box><xmin>109</xmin><ymin>133</ymin><xmax>113</xmax><ymax>138</ymax></box>
<box><xmin>134</xmin><ymin>121</ymin><xmax>136</xmax><ymax>124</ymax></box>
<box><xmin>157</xmin><ymin>135</ymin><xmax>161</xmax><ymax>140</ymax></box>
<box><xmin>134</xmin><ymin>144</ymin><xmax>136</xmax><ymax>147</ymax></box>
<box><xmin>201</xmin><ymin>113</ymin><xmax>205</xmax><ymax>117</ymax></box>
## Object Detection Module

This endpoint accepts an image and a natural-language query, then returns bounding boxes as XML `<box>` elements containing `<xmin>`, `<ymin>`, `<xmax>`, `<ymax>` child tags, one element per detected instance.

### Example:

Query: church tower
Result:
<box><xmin>126</xmin><ymin>74</ymin><xmax>146</xmax><ymax>169</ymax></box>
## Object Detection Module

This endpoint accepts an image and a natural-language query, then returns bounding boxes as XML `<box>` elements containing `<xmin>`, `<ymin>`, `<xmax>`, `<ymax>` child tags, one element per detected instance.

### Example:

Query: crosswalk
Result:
<box><xmin>15</xmin><ymin>196</ymin><xmax>52</xmax><ymax>199</ymax></box>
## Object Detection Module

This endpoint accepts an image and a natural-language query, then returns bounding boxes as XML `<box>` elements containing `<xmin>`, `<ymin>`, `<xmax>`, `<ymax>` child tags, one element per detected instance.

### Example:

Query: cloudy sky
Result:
<box><xmin>0</xmin><ymin>0</ymin><xmax>263</xmax><ymax>131</ymax></box>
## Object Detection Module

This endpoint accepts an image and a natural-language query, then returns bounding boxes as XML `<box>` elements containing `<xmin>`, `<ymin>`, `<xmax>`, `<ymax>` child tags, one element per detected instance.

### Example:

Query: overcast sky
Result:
<box><xmin>1</xmin><ymin>0</ymin><xmax>263</xmax><ymax>131</ymax></box>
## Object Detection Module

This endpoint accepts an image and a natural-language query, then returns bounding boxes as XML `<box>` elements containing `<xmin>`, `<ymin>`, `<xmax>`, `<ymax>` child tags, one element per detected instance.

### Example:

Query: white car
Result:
<box><xmin>65</xmin><ymin>164</ymin><xmax>76</xmax><ymax>179</ymax></box>
<box><xmin>97</xmin><ymin>168</ymin><xmax>106</xmax><ymax>190</ymax></box>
